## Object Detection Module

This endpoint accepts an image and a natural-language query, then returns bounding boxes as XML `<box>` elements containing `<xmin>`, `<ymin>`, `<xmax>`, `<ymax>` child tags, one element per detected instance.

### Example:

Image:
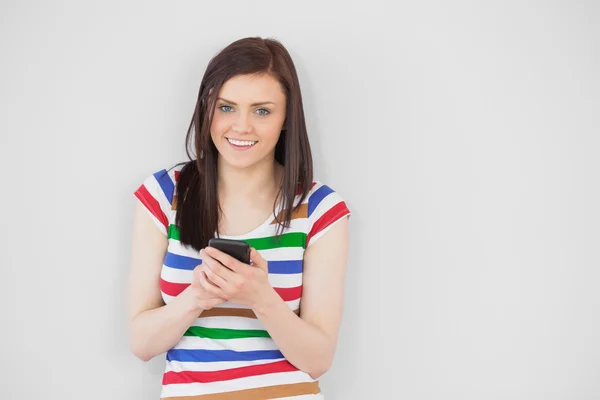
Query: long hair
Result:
<box><xmin>175</xmin><ymin>37</ymin><xmax>314</xmax><ymax>251</ymax></box>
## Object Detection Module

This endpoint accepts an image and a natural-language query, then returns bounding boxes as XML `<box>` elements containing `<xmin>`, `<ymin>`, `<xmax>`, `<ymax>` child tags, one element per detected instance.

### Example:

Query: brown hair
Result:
<box><xmin>174</xmin><ymin>37</ymin><xmax>314</xmax><ymax>251</ymax></box>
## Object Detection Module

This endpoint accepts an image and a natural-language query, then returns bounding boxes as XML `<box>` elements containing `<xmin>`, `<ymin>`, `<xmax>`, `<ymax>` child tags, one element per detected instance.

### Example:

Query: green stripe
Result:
<box><xmin>167</xmin><ymin>225</ymin><xmax>307</xmax><ymax>249</ymax></box>
<box><xmin>243</xmin><ymin>232</ymin><xmax>307</xmax><ymax>250</ymax></box>
<box><xmin>168</xmin><ymin>224</ymin><xmax>180</xmax><ymax>240</ymax></box>
<box><xmin>184</xmin><ymin>326</ymin><xmax>270</xmax><ymax>339</ymax></box>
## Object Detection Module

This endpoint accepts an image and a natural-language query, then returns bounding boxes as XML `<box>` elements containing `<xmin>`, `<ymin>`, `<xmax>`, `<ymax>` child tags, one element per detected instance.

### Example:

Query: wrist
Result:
<box><xmin>253</xmin><ymin>286</ymin><xmax>281</xmax><ymax>317</ymax></box>
<box><xmin>173</xmin><ymin>285</ymin><xmax>202</xmax><ymax>316</ymax></box>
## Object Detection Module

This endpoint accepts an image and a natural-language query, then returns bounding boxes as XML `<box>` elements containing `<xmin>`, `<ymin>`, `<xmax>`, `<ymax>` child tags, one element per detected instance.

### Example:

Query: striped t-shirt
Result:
<box><xmin>134</xmin><ymin>164</ymin><xmax>351</xmax><ymax>399</ymax></box>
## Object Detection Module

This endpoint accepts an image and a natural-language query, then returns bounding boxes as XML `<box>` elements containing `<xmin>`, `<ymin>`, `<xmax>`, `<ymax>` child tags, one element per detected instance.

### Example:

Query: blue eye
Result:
<box><xmin>256</xmin><ymin>108</ymin><xmax>270</xmax><ymax>116</ymax></box>
<box><xmin>219</xmin><ymin>105</ymin><xmax>233</xmax><ymax>112</ymax></box>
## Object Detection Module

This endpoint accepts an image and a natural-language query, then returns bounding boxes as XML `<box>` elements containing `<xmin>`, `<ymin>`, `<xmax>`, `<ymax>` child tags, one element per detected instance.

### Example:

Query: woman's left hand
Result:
<box><xmin>198</xmin><ymin>246</ymin><xmax>272</xmax><ymax>308</ymax></box>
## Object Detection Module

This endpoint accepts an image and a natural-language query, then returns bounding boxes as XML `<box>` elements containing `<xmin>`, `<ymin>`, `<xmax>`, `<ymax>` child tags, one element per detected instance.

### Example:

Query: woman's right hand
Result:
<box><xmin>183</xmin><ymin>264</ymin><xmax>228</xmax><ymax>311</ymax></box>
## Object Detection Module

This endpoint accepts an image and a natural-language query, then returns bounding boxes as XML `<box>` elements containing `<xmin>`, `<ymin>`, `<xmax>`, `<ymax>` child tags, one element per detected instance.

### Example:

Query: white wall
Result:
<box><xmin>2</xmin><ymin>1</ymin><xmax>599</xmax><ymax>399</ymax></box>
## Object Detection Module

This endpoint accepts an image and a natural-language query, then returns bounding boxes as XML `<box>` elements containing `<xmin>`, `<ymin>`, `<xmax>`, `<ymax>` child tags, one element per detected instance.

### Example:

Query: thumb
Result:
<box><xmin>250</xmin><ymin>248</ymin><xmax>267</xmax><ymax>271</ymax></box>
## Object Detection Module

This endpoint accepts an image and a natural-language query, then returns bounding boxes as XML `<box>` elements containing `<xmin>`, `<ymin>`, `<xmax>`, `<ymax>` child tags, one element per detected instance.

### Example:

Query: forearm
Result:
<box><xmin>129</xmin><ymin>287</ymin><xmax>200</xmax><ymax>361</ymax></box>
<box><xmin>254</xmin><ymin>288</ymin><xmax>335</xmax><ymax>379</ymax></box>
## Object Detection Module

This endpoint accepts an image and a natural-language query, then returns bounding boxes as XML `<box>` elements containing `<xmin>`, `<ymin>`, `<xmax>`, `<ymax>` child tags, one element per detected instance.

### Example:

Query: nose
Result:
<box><xmin>231</xmin><ymin>113</ymin><xmax>253</xmax><ymax>135</ymax></box>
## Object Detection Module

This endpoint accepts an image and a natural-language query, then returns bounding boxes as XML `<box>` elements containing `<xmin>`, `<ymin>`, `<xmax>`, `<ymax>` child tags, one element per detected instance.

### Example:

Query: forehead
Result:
<box><xmin>219</xmin><ymin>74</ymin><xmax>286</xmax><ymax>103</ymax></box>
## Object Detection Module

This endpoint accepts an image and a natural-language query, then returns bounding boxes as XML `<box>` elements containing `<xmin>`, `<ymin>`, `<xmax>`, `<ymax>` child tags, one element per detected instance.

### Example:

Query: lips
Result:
<box><xmin>226</xmin><ymin>137</ymin><xmax>257</xmax><ymax>147</ymax></box>
<box><xmin>226</xmin><ymin>137</ymin><xmax>257</xmax><ymax>151</ymax></box>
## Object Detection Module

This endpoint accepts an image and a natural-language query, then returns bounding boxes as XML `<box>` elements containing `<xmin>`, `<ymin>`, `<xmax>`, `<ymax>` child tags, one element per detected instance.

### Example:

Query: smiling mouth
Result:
<box><xmin>226</xmin><ymin>138</ymin><xmax>257</xmax><ymax>147</ymax></box>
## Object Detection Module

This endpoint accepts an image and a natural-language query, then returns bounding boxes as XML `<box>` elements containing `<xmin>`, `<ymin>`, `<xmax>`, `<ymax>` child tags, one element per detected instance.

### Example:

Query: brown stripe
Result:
<box><xmin>162</xmin><ymin>381</ymin><xmax>320</xmax><ymax>400</ymax></box>
<box><xmin>270</xmin><ymin>203</ymin><xmax>308</xmax><ymax>225</ymax></box>
<box><xmin>171</xmin><ymin>195</ymin><xmax>178</xmax><ymax>210</ymax></box>
<box><xmin>199</xmin><ymin>308</ymin><xmax>300</xmax><ymax>319</ymax></box>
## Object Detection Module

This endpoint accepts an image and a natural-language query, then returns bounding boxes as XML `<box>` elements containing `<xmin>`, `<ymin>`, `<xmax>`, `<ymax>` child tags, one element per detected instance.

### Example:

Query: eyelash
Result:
<box><xmin>218</xmin><ymin>105</ymin><xmax>270</xmax><ymax>116</ymax></box>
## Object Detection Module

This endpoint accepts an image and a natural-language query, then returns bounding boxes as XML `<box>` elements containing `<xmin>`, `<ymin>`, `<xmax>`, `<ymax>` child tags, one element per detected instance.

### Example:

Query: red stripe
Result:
<box><xmin>160</xmin><ymin>278</ymin><xmax>189</xmax><ymax>297</ymax></box>
<box><xmin>160</xmin><ymin>278</ymin><xmax>301</xmax><ymax>302</ymax></box>
<box><xmin>174</xmin><ymin>170</ymin><xmax>180</xmax><ymax>181</ymax></box>
<box><xmin>306</xmin><ymin>202</ymin><xmax>350</xmax><ymax>246</ymax></box>
<box><xmin>134</xmin><ymin>185</ymin><xmax>168</xmax><ymax>231</ymax></box>
<box><xmin>163</xmin><ymin>360</ymin><xmax>298</xmax><ymax>384</ymax></box>
<box><xmin>274</xmin><ymin>285</ymin><xmax>302</xmax><ymax>301</ymax></box>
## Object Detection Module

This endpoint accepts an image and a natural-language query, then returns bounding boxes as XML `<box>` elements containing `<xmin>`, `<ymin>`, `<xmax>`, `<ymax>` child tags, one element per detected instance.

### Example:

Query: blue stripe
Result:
<box><xmin>165</xmin><ymin>253</ymin><xmax>301</xmax><ymax>273</ymax></box>
<box><xmin>268</xmin><ymin>260</ymin><xmax>303</xmax><ymax>274</ymax></box>
<box><xmin>153</xmin><ymin>169</ymin><xmax>175</xmax><ymax>206</ymax></box>
<box><xmin>308</xmin><ymin>185</ymin><xmax>333</xmax><ymax>217</ymax></box>
<box><xmin>166</xmin><ymin>349</ymin><xmax>284</xmax><ymax>362</ymax></box>
<box><xmin>164</xmin><ymin>252</ymin><xmax>202</xmax><ymax>270</ymax></box>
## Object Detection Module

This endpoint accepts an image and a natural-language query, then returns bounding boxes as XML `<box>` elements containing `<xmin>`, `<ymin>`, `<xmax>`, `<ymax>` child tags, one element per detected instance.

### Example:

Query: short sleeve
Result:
<box><xmin>305</xmin><ymin>182</ymin><xmax>351</xmax><ymax>248</ymax></box>
<box><xmin>133</xmin><ymin>169</ymin><xmax>176</xmax><ymax>236</ymax></box>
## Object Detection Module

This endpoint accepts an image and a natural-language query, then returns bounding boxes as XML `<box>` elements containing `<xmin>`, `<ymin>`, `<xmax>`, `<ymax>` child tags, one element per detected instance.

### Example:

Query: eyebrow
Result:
<box><xmin>217</xmin><ymin>97</ymin><xmax>276</xmax><ymax>107</ymax></box>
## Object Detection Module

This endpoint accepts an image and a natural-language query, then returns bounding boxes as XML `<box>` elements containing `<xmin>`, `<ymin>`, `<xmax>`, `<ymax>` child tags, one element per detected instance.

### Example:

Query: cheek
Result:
<box><xmin>257</xmin><ymin>121</ymin><xmax>285</xmax><ymax>142</ymax></box>
<box><xmin>262</xmin><ymin>128</ymin><xmax>282</xmax><ymax>143</ymax></box>
<box><xmin>210</xmin><ymin>114</ymin><xmax>229</xmax><ymax>137</ymax></box>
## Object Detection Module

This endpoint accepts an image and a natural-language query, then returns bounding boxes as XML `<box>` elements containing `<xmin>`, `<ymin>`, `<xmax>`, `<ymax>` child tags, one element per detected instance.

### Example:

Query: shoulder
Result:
<box><xmin>136</xmin><ymin>163</ymin><xmax>185</xmax><ymax>200</ymax></box>
<box><xmin>305</xmin><ymin>180</ymin><xmax>350</xmax><ymax>217</ymax></box>
<box><xmin>304</xmin><ymin>180</ymin><xmax>351</xmax><ymax>248</ymax></box>
<box><xmin>146</xmin><ymin>163</ymin><xmax>185</xmax><ymax>187</ymax></box>
<box><xmin>133</xmin><ymin>163</ymin><xmax>186</xmax><ymax>235</ymax></box>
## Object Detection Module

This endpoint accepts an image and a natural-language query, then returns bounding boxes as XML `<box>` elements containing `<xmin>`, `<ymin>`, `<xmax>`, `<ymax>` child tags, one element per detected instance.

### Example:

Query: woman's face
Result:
<box><xmin>210</xmin><ymin>73</ymin><xmax>287</xmax><ymax>170</ymax></box>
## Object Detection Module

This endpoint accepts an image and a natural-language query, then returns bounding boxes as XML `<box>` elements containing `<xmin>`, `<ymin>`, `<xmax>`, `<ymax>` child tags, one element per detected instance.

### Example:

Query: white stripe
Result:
<box><xmin>145</xmin><ymin>172</ymin><xmax>174</xmax><ymax>217</ymax></box>
<box><xmin>268</xmin><ymin>272</ymin><xmax>302</xmax><ymax>288</ymax></box>
<box><xmin>260</xmin><ymin>247</ymin><xmax>305</xmax><ymax>261</ymax></box>
<box><xmin>306</xmin><ymin>190</ymin><xmax>349</xmax><ymax>248</ymax></box>
<box><xmin>165</xmin><ymin>358</ymin><xmax>285</xmax><ymax>373</ymax></box>
<box><xmin>307</xmin><ymin>214</ymin><xmax>350</xmax><ymax>248</ymax></box>
<box><xmin>191</xmin><ymin>316</ymin><xmax>265</xmax><ymax>331</ymax></box>
<box><xmin>284</xmin><ymin>299</ymin><xmax>301</xmax><ymax>310</ymax></box>
<box><xmin>165</xmin><ymin>219</ymin><xmax>307</xmax><ymax>251</ymax></box>
<box><xmin>165</xmin><ymin>235</ymin><xmax>306</xmax><ymax>260</ymax></box>
<box><xmin>160</xmin><ymin>370</ymin><xmax>316</xmax><ymax>397</ymax></box>
<box><xmin>309</xmin><ymin>191</ymin><xmax>343</xmax><ymax>223</ymax></box>
<box><xmin>160</xmin><ymin>265</ymin><xmax>193</xmax><ymax>283</ymax></box>
<box><xmin>162</xmin><ymin>296</ymin><xmax>299</xmax><ymax>310</ymax></box>
<box><xmin>204</xmin><ymin>299</ymin><xmax>300</xmax><ymax>312</ymax></box>
<box><xmin>162</xmin><ymin>292</ymin><xmax>175</xmax><ymax>303</ymax></box>
<box><xmin>215</xmin><ymin>301</ymin><xmax>252</xmax><ymax>309</ymax></box>
<box><xmin>173</xmin><ymin>336</ymin><xmax>279</xmax><ymax>351</ymax></box>
<box><xmin>267</xmin><ymin>216</ymin><xmax>309</xmax><ymax>233</ymax></box>
<box><xmin>161</xmin><ymin>265</ymin><xmax>302</xmax><ymax>288</ymax></box>
<box><xmin>167</xmin><ymin>239</ymin><xmax>203</xmax><ymax>258</ymax></box>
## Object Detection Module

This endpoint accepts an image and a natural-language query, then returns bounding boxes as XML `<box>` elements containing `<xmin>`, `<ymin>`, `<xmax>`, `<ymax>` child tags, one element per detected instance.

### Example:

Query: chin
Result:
<box><xmin>217</xmin><ymin>143</ymin><xmax>276</xmax><ymax>170</ymax></box>
<box><xmin>220</xmin><ymin>154</ymin><xmax>263</xmax><ymax>170</ymax></box>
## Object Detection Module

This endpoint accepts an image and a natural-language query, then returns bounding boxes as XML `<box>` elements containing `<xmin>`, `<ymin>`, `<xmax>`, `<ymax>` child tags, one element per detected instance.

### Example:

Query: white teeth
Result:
<box><xmin>227</xmin><ymin>138</ymin><xmax>256</xmax><ymax>146</ymax></box>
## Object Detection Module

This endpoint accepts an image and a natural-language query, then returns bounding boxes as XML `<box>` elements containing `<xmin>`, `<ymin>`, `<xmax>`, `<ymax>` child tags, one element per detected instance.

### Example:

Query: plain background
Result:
<box><xmin>1</xmin><ymin>1</ymin><xmax>599</xmax><ymax>399</ymax></box>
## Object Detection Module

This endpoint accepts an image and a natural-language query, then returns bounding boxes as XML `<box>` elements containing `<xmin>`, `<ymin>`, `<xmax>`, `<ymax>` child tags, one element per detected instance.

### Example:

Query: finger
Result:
<box><xmin>202</xmin><ymin>263</ymin><xmax>231</xmax><ymax>292</ymax></box>
<box><xmin>205</xmin><ymin>246</ymin><xmax>244</xmax><ymax>272</ymax></box>
<box><xmin>197</xmin><ymin>269</ymin><xmax>223</xmax><ymax>297</ymax></box>
<box><xmin>250</xmin><ymin>248</ymin><xmax>268</xmax><ymax>271</ymax></box>
<box><xmin>201</xmin><ymin>250</ymin><xmax>237</xmax><ymax>282</ymax></box>
<box><xmin>192</xmin><ymin>264</ymin><xmax>203</xmax><ymax>288</ymax></box>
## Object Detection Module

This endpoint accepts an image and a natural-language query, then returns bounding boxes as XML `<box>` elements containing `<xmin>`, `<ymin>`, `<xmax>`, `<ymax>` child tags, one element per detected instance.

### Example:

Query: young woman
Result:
<box><xmin>128</xmin><ymin>37</ymin><xmax>351</xmax><ymax>399</ymax></box>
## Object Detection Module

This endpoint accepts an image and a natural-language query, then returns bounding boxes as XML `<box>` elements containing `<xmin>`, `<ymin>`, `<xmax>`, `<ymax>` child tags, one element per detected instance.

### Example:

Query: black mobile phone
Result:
<box><xmin>207</xmin><ymin>238</ymin><xmax>251</xmax><ymax>264</ymax></box>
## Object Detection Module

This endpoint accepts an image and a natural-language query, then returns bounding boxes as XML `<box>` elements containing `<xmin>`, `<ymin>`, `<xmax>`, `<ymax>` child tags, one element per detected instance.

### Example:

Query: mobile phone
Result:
<box><xmin>207</xmin><ymin>238</ymin><xmax>251</xmax><ymax>264</ymax></box>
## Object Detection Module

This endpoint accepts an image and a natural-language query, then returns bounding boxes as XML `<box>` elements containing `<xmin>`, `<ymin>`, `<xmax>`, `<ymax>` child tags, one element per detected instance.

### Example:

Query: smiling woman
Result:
<box><xmin>128</xmin><ymin>37</ymin><xmax>351</xmax><ymax>399</ymax></box>
<box><xmin>211</xmin><ymin>74</ymin><xmax>287</xmax><ymax>167</ymax></box>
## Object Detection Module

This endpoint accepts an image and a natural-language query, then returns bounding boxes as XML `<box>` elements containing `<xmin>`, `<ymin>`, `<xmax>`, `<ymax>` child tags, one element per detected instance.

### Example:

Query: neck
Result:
<box><xmin>217</xmin><ymin>157</ymin><xmax>282</xmax><ymax>201</ymax></box>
